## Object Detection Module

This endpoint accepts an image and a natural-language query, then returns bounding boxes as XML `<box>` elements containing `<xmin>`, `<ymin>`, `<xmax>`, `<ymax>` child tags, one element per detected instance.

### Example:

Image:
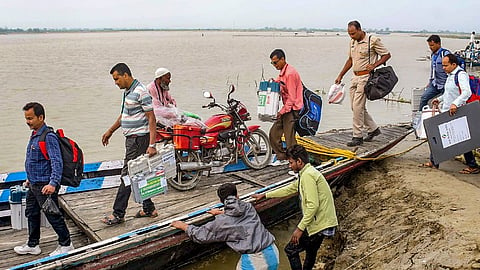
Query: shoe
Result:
<box><xmin>364</xmin><ymin>128</ymin><xmax>381</xmax><ymax>142</ymax></box>
<box><xmin>14</xmin><ymin>243</ymin><xmax>41</xmax><ymax>255</ymax></box>
<box><xmin>347</xmin><ymin>137</ymin><xmax>363</xmax><ymax>147</ymax></box>
<box><xmin>101</xmin><ymin>214</ymin><xmax>125</xmax><ymax>226</ymax></box>
<box><xmin>135</xmin><ymin>209</ymin><xmax>159</xmax><ymax>218</ymax></box>
<box><xmin>49</xmin><ymin>243</ymin><xmax>74</xmax><ymax>256</ymax></box>
<box><xmin>271</xmin><ymin>160</ymin><xmax>289</xmax><ymax>166</ymax></box>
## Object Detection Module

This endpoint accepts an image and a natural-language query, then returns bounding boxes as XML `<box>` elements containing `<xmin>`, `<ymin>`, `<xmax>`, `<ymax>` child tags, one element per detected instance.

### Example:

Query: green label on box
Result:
<box><xmin>258</xmin><ymin>95</ymin><xmax>266</xmax><ymax>106</ymax></box>
<box><xmin>140</xmin><ymin>174</ymin><xmax>166</xmax><ymax>200</ymax></box>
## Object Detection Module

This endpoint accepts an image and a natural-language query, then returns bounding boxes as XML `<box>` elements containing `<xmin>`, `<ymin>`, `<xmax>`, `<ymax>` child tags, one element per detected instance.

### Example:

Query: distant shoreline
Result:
<box><xmin>0</xmin><ymin>28</ymin><xmax>473</xmax><ymax>39</ymax></box>
<box><xmin>411</xmin><ymin>33</ymin><xmax>471</xmax><ymax>39</ymax></box>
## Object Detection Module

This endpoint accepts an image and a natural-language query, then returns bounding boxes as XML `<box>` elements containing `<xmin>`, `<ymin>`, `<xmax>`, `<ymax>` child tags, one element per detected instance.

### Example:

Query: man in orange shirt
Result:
<box><xmin>269</xmin><ymin>49</ymin><xmax>303</xmax><ymax>164</ymax></box>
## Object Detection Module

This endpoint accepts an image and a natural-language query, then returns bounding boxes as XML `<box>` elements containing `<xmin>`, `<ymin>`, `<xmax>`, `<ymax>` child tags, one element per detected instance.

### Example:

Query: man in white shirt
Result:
<box><xmin>421</xmin><ymin>54</ymin><xmax>479</xmax><ymax>174</ymax></box>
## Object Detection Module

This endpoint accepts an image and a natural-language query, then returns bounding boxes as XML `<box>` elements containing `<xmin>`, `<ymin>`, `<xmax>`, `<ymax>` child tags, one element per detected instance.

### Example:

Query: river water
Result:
<box><xmin>0</xmin><ymin>30</ymin><xmax>470</xmax><ymax>269</ymax></box>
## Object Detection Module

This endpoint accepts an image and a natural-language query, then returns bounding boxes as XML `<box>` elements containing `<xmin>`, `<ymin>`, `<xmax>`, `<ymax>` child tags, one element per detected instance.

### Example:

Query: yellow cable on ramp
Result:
<box><xmin>295</xmin><ymin>136</ymin><xmax>426</xmax><ymax>161</ymax></box>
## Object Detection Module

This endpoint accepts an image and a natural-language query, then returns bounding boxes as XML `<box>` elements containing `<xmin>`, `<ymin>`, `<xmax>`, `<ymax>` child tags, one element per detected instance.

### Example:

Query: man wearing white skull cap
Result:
<box><xmin>147</xmin><ymin>67</ymin><xmax>176</xmax><ymax>109</ymax></box>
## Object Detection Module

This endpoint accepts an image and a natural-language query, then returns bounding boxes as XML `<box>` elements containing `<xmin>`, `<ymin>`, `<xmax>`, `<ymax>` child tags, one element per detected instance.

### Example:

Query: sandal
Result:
<box><xmin>135</xmin><ymin>209</ymin><xmax>158</xmax><ymax>218</ymax></box>
<box><xmin>419</xmin><ymin>162</ymin><xmax>437</xmax><ymax>168</ymax></box>
<box><xmin>459</xmin><ymin>167</ymin><xmax>480</xmax><ymax>174</ymax></box>
<box><xmin>101</xmin><ymin>215</ymin><xmax>125</xmax><ymax>226</ymax></box>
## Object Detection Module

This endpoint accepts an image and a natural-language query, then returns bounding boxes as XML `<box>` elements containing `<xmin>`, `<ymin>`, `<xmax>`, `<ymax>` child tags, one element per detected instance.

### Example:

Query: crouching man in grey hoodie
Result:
<box><xmin>171</xmin><ymin>183</ymin><xmax>279</xmax><ymax>270</ymax></box>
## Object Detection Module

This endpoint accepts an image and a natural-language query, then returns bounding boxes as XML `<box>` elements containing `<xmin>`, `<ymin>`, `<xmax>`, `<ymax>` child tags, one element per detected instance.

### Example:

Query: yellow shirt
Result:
<box><xmin>265</xmin><ymin>163</ymin><xmax>338</xmax><ymax>236</ymax></box>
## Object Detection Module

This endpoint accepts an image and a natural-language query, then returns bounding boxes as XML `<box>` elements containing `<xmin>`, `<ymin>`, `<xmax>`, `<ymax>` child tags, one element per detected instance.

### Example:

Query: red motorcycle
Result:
<box><xmin>157</xmin><ymin>85</ymin><xmax>272</xmax><ymax>191</ymax></box>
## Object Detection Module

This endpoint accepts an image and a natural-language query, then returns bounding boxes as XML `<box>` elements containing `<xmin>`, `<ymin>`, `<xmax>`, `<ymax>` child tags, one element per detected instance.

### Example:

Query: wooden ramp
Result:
<box><xmin>59</xmin><ymin>165</ymin><xmax>293</xmax><ymax>242</ymax></box>
<box><xmin>1</xmin><ymin>124</ymin><xmax>411</xmax><ymax>269</ymax></box>
<box><xmin>0</xmin><ymin>218</ymin><xmax>90</xmax><ymax>269</ymax></box>
<box><xmin>58</xmin><ymin>124</ymin><xmax>412</xmax><ymax>243</ymax></box>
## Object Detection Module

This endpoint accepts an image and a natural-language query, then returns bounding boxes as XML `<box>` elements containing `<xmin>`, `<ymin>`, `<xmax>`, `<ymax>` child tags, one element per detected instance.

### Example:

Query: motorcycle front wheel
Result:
<box><xmin>241</xmin><ymin>129</ymin><xmax>272</xmax><ymax>169</ymax></box>
<box><xmin>169</xmin><ymin>150</ymin><xmax>203</xmax><ymax>191</ymax></box>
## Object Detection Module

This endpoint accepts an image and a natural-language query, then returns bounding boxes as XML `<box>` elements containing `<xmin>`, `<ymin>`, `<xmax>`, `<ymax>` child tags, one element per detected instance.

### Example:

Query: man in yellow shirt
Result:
<box><xmin>252</xmin><ymin>144</ymin><xmax>338</xmax><ymax>270</ymax></box>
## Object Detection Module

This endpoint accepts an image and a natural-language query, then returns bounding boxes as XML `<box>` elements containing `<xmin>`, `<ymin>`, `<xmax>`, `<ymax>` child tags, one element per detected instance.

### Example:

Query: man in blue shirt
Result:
<box><xmin>14</xmin><ymin>102</ymin><xmax>73</xmax><ymax>256</ymax></box>
<box><xmin>419</xmin><ymin>35</ymin><xmax>450</xmax><ymax>111</ymax></box>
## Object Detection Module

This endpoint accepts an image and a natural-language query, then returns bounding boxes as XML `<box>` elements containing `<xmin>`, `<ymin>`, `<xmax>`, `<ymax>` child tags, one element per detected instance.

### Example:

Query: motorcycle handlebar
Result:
<box><xmin>202</xmin><ymin>99</ymin><xmax>236</xmax><ymax>111</ymax></box>
<box><xmin>202</xmin><ymin>102</ymin><xmax>218</xmax><ymax>109</ymax></box>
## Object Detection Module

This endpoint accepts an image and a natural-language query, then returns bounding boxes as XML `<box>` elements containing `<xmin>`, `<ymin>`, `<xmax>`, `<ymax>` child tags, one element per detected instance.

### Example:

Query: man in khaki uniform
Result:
<box><xmin>335</xmin><ymin>20</ymin><xmax>391</xmax><ymax>146</ymax></box>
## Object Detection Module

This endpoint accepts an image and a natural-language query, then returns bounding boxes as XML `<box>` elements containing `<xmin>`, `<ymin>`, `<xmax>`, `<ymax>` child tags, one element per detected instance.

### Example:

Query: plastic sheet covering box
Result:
<box><xmin>10</xmin><ymin>185</ymin><xmax>49</xmax><ymax>230</ymax></box>
<box><xmin>424</xmin><ymin>101</ymin><xmax>480</xmax><ymax>164</ymax></box>
<box><xmin>257</xmin><ymin>81</ymin><xmax>280</xmax><ymax>122</ymax></box>
<box><xmin>128</xmin><ymin>144</ymin><xmax>176</xmax><ymax>203</ymax></box>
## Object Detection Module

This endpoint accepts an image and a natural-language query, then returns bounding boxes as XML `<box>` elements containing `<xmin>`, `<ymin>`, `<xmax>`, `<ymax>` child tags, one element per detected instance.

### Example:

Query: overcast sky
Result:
<box><xmin>0</xmin><ymin>0</ymin><xmax>478</xmax><ymax>32</ymax></box>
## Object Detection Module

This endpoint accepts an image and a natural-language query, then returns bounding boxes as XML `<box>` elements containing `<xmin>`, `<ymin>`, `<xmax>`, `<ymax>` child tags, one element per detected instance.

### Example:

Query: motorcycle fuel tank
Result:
<box><xmin>204</xmin><ymin>114</ymin><xmax>233</xmax><ymax>132</ymax></box>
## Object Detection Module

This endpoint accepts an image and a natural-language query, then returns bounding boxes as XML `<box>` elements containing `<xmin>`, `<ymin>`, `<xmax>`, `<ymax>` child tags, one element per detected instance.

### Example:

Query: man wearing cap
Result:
<box><xmin>335</xmin><ymin>20</ymin><xmax>391</xmax><ymax>146</ymax></box>
<box><xmin>101</xmin><ymin>63</ymin><xmax>158</xmax><ymax>225</ymax></box>
<box><xmin>147</xmin><ymin>67</ymin><xmax>176</xmax><ymax>109</ymax></box>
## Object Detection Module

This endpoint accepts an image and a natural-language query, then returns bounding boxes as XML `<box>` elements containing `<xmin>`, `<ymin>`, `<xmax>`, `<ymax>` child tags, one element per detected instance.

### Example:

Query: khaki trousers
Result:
<box><xmin>269</xmin><ymin>110</ymin><xmax>298</xmax><ymax>160</ymax></box>
<box><xmin>350</xmin><ymin>75</ymin><xmax>378</xmax><ymax>138</ymax></box>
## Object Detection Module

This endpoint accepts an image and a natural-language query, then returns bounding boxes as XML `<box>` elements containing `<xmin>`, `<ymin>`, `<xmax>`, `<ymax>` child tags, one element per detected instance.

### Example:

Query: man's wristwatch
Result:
<box><xmin>148</xmin><ymin>144</ymin><xmax>156</xmax><ymax>148</ymax></box>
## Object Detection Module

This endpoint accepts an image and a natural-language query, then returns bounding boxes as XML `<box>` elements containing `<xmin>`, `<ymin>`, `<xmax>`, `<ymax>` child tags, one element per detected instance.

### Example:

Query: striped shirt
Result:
<box><xmin>121</xmin><ymin>79</ymin><xmax>153</xmax><ymax>136</ymax></box>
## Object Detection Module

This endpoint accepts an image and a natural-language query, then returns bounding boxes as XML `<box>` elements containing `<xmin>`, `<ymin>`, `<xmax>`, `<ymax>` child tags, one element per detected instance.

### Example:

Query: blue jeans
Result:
<box><xmin>26</xmin><ymin>183</ymin><xmax>71</xmax><ymax>247</ymax></box>
<box><xmin>419</xmin><ymin>83</ymin><xmax>444</xmax><ymax>111</ymax></box>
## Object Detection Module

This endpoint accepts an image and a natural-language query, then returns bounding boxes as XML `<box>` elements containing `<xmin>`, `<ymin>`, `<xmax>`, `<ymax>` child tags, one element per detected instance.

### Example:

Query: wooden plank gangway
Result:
<box><xmin>2</xmin><ymin>124</ymin><xmax>412</xmax><ymax>270</ymax></box>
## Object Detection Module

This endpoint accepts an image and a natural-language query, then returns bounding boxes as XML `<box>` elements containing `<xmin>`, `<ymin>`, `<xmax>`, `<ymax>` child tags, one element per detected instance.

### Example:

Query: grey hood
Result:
<box><xmin>186</xmin><ymin>196</ymin><xmax>275</xmax><ymax>254</ymax></box>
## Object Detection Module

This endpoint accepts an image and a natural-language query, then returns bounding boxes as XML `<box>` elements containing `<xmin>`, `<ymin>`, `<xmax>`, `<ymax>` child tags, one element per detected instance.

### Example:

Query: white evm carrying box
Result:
<box><xmin>257</xmin><ymin>81</ymin><xmax>281</xmax><ymax>122</ymax></box>
<box><xmin>128</xmin><ymin>144</ymin><xmax>176</xmax><ymax>204</ymax></box>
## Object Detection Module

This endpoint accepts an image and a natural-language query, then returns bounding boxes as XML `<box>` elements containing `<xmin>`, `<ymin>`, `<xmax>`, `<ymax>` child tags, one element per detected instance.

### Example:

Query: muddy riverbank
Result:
<box><xmin>315</xmin><ymin>133</ymin><xmax>480</xmax><ymax>270</ymax></box>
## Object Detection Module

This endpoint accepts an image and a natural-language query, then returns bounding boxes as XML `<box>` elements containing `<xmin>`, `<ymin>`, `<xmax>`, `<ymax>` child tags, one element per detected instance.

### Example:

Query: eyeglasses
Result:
<box><xmin>271</xmin><ymin>58</ymin><xmax>283</xmax><ymax>65</ymax></box>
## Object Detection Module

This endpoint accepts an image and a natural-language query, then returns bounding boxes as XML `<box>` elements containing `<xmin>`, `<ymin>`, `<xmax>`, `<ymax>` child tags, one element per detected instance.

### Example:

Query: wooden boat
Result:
<box><xmin>2</xmin><ymin>124</ymin><xmax>412</xmax><ymax>270</ymax></box>
<box><xmin>0</xmin><ymin>160</ymin><xmax>124</xmax><ymax>221</ymax></box>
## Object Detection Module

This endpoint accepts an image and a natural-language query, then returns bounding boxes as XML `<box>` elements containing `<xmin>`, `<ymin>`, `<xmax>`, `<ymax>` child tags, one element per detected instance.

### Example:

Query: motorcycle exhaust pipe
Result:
<box><xmin>179</xmin><ymin>162</ymin><xmax>213</xmax><ymax>171</ymax></box>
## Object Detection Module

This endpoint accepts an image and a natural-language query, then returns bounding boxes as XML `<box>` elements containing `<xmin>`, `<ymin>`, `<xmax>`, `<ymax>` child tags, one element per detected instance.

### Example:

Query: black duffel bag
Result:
<box><xmin>364</xmin><ymin>35</ymin><xmax>398</xmax><ymax>101</ymax></box>
<box><xmin>364</xmin><ymin>66</ymin><xmax>398</xmax><ymax>100</ymax></box>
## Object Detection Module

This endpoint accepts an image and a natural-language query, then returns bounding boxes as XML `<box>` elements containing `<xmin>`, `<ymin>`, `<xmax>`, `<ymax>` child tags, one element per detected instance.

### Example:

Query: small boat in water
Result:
<box><xmin>2</xmin><ymin>124</ymin><xmax>412</xmax><ymax>270</ymax></box>
<box><xmin>454</xmin><ymin>46</ymin><xmax>480</xmax><ymax>68</ymax></box>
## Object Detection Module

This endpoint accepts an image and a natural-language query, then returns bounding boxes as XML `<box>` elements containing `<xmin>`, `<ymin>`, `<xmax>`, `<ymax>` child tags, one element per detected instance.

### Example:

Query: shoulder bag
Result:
<box><xmin>364</xmin><ymin>35</ymin><xmax>398</xmax><ymax>101</ymax></box>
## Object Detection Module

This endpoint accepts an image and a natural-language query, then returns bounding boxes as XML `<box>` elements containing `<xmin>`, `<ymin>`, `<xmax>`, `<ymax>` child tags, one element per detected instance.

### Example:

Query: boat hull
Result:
<box><xmin>6</xmin><ymin>124</ymin><xmax>412</xmax><ymax>270</ymax></box>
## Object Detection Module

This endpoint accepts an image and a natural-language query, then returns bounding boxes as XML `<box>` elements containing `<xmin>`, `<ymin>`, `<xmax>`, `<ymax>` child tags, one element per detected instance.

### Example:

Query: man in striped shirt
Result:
<box><xmin>101</xmin><ymin>63</ymin><xmax>158</xmax><ymax>225</ymax></box>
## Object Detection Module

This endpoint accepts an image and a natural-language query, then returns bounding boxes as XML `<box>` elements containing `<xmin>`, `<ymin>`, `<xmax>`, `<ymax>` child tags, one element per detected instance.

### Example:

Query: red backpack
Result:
<box><xmin>39</xmin><ymin>127</ymin><xmax>84</xmax><ymax>187</ymax></box>
<box><xmin>454</xmin><ymin>70</ymin><xmax>480</xmax><ymax>103</ymax></box>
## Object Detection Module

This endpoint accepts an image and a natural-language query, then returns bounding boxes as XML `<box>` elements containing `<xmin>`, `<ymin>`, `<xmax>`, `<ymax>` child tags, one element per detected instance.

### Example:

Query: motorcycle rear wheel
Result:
<box><xmin>169</xmin><ymin>150</ymin><xmax>203</xmax><ymax>191</ymax></box>
<box><xmin>241</xmin><ymin>129</ymin><xmax>272</xmax><ymax>169</ymax></box>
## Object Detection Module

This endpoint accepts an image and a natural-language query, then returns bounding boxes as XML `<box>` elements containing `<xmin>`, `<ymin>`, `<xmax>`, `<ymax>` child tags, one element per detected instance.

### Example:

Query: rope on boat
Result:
<box><xmin>296</xmin><ymin>136</ymin><xmax>427</xmax><ymax>161</ymax></box>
